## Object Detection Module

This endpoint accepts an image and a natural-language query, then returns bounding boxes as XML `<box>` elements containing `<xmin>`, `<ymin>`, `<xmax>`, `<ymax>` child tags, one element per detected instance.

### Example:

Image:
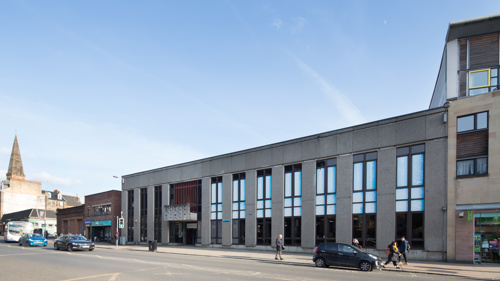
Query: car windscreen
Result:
<box><xmin>69</xmin><ymin>235</ymin><xmax>87</xmax><ymax>241</ymax></box>
<box><xmin>32</xmin><ymin>234</ymin><xmax>43</xmax><ymax>238</ymax></box>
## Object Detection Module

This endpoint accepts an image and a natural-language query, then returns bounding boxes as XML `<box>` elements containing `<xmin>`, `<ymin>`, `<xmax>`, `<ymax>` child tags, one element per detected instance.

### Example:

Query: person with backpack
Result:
<box><xmin>398</xmin><ymin>236</ymin><xmax>410</xmax><ymax>265</ymax></box>
<box><xmin>383</xmin><ymin>241</ymin><xmax>401</xmax><ymax>269</ymax></box>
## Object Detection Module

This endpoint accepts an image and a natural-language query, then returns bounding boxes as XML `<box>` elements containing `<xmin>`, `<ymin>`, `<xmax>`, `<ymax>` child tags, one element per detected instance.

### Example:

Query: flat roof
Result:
<box><xmin>446</xmin><ymin>13</ymin><xmax>500</xmax><ymax>42</ymax></box>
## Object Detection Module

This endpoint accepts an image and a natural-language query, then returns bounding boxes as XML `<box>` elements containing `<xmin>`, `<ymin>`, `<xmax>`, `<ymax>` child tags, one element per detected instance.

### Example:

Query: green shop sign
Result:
<box><xmin>91</xmin><ymin>220</ymin><xmax>112</xmax><ymax>226</ymax></box>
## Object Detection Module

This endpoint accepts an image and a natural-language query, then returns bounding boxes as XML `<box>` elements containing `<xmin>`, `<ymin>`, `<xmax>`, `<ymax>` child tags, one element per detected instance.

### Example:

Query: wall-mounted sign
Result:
<box><xmin>164</xmin><ymin>204</ymin><xmax>197</xmax><ymax>221</ymax></box>
<box><xmin>186</xmin><ymin>223</ymin><xmax>197</xmax><ymax>229</ymax></box>
<box><xmin>85</xmin><ymin>221</ymin><xmax>91</xmax><ymax>225</ymax></box>
<box><xmin>91</xmin><ymin>220</ymin><xmax>111</xmax><ymax>226</ymax></box>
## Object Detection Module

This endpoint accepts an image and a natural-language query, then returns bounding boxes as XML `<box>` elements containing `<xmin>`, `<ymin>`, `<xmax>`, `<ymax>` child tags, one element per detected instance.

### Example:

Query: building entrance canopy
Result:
<box><xmin>164</xmin><ymin>204</ymin><xmax>197</xmax><ymax>221</ymax></box>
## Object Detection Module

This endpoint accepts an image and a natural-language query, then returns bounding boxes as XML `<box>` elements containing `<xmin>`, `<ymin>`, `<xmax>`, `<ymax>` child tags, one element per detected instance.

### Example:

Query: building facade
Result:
<box><xmin>122</xmin><ymin>108</ymin><xmax>448</xmax><ymax>260</ymax></box>
<box><xmin>122</xmin><ymin>14</ymin><xmax>500</xmax><ymax>263</ymax></box>
<box><xmin>57</xmin><ymin>205</ymin><xmax>85</xmax><ymax>236</ymax></box>
<box><xmin>84</xmin><ymin>190</ymin><xmax>122</xmax><ymax>243</ymax></box>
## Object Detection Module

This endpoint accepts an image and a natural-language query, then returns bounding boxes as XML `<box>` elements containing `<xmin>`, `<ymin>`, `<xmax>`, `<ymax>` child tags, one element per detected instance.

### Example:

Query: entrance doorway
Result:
<box><xmin>169</xmin><ymin>221</ymin><xmax>197</xmax><ymax>245</ymax></box>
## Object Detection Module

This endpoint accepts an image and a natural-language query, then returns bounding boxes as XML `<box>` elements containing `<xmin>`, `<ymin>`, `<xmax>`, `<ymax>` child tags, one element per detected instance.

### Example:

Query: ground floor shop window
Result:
<box><xmin>353</xmin><ymin>214</ymin><xmax>376</xmax><ymax>248</ymax></box>
<box><xmin>316</xmin><ymin>215</ymin><xmax>335</xmax><ymax>246</ymax></box>
<box><xmin>257</xmin><ymin>218</ymin><xmax>271</xmax><ymax>245</ymax></box>
<box><xmin>284</xmin><ymin>217</ymin><xmax>301</xmax><ymax>246</ymax></box>
<box><xmin>474</xmin><ymin>213</ymin><xmax>500</xmax><ymax>263</ymax></box>
<box><xmin>396</xmin><ymin>212</ymin><xmax>424</xmax><ymax>249</ymax></box>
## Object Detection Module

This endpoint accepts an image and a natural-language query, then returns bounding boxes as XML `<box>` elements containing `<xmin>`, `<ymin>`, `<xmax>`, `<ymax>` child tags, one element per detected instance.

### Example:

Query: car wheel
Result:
<box><xmin>315</xmin><ymin>258</ymin><xmax>327</xmax><ymax>268</ymax></box>
<box><xmin>54</xmin><ymin>243</ymin><xmax>59</xmax><ymax>250</ymax></box>
<box><xmin>68</xmin><ymin>245</ymin><xmax>73</xmax><ymax>252</ymax></box>
<box><xmin>359</xmin><ymin>261</ymin><xmax>372</xmax><ymax>271</ymax></box>
<box><xmin>89</xmin><ymin>248</ymin><xmax>94</xmax><ymax>252</ymax></box>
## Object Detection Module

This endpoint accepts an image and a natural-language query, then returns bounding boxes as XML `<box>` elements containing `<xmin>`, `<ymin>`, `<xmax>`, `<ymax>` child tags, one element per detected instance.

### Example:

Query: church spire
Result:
<box><xmin>6</xmin><ymin>135</ymin><xmax>25</xmax><ymax>180</ymax></box>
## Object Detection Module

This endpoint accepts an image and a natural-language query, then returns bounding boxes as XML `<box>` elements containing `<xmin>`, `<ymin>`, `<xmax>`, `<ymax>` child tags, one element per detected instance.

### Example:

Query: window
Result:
<box><xmin>396</xmin><ymin>145</ymin><xmax>425</xmax><ymax>249</ymax></box>
<box><xmin>154</xmin><ymin>186</ymin><xmax>162</xmax><ymax>243</ymax></box>
<box><xmin>284</xmin><ymin>164</ymin><xmax>302</xmax><ymax>246</ymax></box>
<box><xmin>469</xmin><ymin>68</ymin><xmax>499</xmax><ymax>96</ymax></box>
<box><xmin>127</xmin><ymin>190</ymin><xmax>134</xmax><ymax>242</ymax></box>
<box><xmin>257</xmin><ymin>169</ymin><xmax>272</xmax><ymax>245</ymax></box>
<box><xmin>352</xmin><ymin>152</ymin><xmax>377</xmax><ymax>248</ymax></box>
<box><xmin>93</xmin><ymin>204</ymin><xmax>112</xmax><ymax>216</ymax></box>
<box><xmin>140</xmin><ymin>188</ymin><xmax>148</xmax><ymax>242</ymax></box>
<box><xmin>232</xmin><ymin>173</ymin><xmax>246</xmax><ymax>245</ymax></box>
<box><xmin>211</xmin><ymin>177</ymin><xmax>223</xmax><ymax>244</ymax></box>
<box><xmin>316</xmin><ymin>159</ymin><xmax>336</xmax><ymax>246</ymax></box>
<box><xmin>457</xmin><ymin>112</ymin><xmax>488</xmax><ymax>177</ymax></box>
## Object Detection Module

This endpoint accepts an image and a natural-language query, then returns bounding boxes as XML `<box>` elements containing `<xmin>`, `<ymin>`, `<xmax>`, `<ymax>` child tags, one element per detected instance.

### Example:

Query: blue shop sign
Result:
<box><xmin>85</xmin><ymin>221</ymin><xmax>91</xmax><ymax>225</ymax></box>
<box><xmin>91</xmin><ymin>220</ymin><xmax>111</xmax><ymax>226</ymax></box>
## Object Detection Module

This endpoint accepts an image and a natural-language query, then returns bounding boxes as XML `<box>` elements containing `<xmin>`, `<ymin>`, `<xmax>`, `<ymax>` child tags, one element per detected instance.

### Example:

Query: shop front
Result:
<box><xmin>91</xmin><ymin>220</ymin><xmax>112</xmax><ymax>242</ymax></box>
<box><xmin>474</xmin><ymin>213</ymin><xmax>500</xmax><ymax>263</ymax></box>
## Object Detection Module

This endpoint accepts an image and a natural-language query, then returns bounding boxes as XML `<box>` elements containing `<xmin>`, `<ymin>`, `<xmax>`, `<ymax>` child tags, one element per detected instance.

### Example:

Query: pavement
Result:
<box><xmin>95</xmin><ymin>242</ymin><xmax>500</xmax><ymax>280</ymax></box>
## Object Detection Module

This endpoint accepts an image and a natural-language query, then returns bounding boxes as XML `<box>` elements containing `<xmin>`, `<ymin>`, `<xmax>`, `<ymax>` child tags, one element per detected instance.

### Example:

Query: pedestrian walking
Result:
<box><xmin>398</xmin><ymin>236</ymin><xmax>410</xmax><ymax>265</ymax></box>
<box><xmin>383</xmin><ymin>241</ymin><xmax>401</xmax><ymax>269</ymax></box>
<box><xmin>275</xmin><ymin>234</ymin><xmax>284</xmax><ymax>260</ymax></box>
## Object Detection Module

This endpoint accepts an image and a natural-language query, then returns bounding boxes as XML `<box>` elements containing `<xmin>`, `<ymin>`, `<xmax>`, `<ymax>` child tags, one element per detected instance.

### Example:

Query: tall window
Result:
<box><xmin>469</xmin><ymin>68</ymin><xmax>499</xmax><ymax>96</ymax></box>
<box><xmin>232</xmin><ymin>173</ymin><xmax>246</xmax><ymax>245</ymax></box>
<box><xmin>456</xmin><ymin>112</ymin><xmax>489</xmax><ymax>177</ymax></box>
<box><xmin>140</xmin><ymin>188</ymin><xmax>148</xmax><ymax>242</ymax></box>
<box><xmin>154</xmin><ymin>186</ymin><xmax>162</xmax><ymax>243</ymax></box>
<box><xmin>316</xmin><ymin>159</ymin><xmax>337</xmax><ymax>246</ymax></box>
<box><xmin>211</xmin><ymin>177</ymin><xmax>223</xmax><ymax>244</ymax></box>
<box><xmin>396</xmin><ymin>145</ymin><xmax>425</xmax><ymax>248</ymax></box>
<box><xmin>257</xmin><ymin>169</ymin><xmax>272</xmax><ymax>245</ymax></box>
<box><xmin>127</xmin><ymin>190</ymin><xmax>134</xmax><ymax>242</ymax></box>
<box><xmin>352</xmin><ymin>152</ymin><xmax>377</xmax><ymax>248</ymax></box>
<box><xmin>284</xmin><ymin>164</ymin><xmax>302</xmax><ymax>246</ymax></box>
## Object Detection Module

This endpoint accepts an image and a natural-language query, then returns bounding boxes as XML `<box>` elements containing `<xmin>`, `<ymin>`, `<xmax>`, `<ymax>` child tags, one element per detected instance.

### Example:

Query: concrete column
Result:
<box><xmin>377</xmin><ymin>147</ymin><xmax>396</xmax><ymax>250</ymax></box>
<box><xmin>336</xmin><ymin>155</ymin><xmax>353</xmax><ymax>244</ymax></box>
<box><xmin>271</xmin><ymin>165</ymin><xmax>284</xmax><ymax>247</ymax></box>
<box><xmin>133</xmin><ymin>188</ymin><xmax>140</xmax><ymax>243</ymax></box>
<box><xmin>245</xmin><ymin>170</ymin><xmax>257</xmax><ymax>247</ymax></box>
<box><xmin>121</xmin><ymin>190</ymin><xmax>128</xmax><ymax>243</ymax></box>
<box><xmin>201</xmin><ymin>177</ymin><xmax>211</xmax><ymax>245</ymax></box>
<box><xmin>301</xmin><ymin>160</ymin><xmax>316</xmax><ymax>249</ymax></box>
<box><xmin>147</xmin><ymin>186</ymin><xmax>154</xmax><ymax>242</ymax></box>
<box><xmin>161</xmin><ymin>184</ymin><xmax>169</xmax><ymax>244</ymax></box>
<box><xmin>222</xmin><ymin>174</ymin><xmax>232</xmax><ymax>246</ymax></box>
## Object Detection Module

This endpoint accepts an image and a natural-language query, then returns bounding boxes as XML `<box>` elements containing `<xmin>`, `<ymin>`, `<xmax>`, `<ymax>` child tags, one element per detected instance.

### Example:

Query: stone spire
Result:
<box><xmin>6</xmin><ymin>135</ymin><xmax>25</xmax><ymax>180</ymax></box>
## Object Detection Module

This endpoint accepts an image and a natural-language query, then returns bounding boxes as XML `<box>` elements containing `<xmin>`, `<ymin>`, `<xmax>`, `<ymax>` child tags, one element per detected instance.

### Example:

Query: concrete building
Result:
<box><xmin>121</xmin><ymin>14</ymin><xmax>500</xmax><ymax>263</ymax></box>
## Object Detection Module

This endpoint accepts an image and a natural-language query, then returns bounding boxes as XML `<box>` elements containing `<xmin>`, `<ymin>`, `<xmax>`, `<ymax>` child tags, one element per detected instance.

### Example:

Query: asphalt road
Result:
<box><xmin>0</xmin><ymin>240</ymin><xmax>468</xmax><ymax>281</ymax></box>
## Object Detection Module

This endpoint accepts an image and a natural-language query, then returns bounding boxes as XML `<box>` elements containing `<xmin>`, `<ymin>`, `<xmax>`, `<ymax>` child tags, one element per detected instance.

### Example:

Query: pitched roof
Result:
<box><xmin>62</xmin><ymin>195</ymin><xmax>81</xmax><ymax>206</ymax></box>
<box><xmin>6</xmin><ymin>135</ymin><xmax>25</xmax><ymax>180</ymax></box>
<box><xmin>0</xmin><ymin>208</ymin><xmax>56</xmax><ymax>222</ymax></box>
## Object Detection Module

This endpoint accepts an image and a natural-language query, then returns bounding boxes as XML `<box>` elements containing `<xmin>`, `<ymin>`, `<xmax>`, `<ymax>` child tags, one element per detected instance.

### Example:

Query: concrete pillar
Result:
<box><xmin>336</xmin><ymin>155</ymin><xmax>353</xmax><ymax>244</ymax></box>
<box><xmin>161</xmin><ymin>184</ymin><xmax>169</xmax><ymax>244</ymax></box>
<box><xmin>222</xmin><ymin>174</ymin><xmax>232</xmax><ymax>246</ymax></box>
<box><xmin>201</xmin><ymin>177</ymin><xmax>211</xmax><ymax>245</ymax></box>
<box><xmin>245</xmin><ymin>170</ymin><xmax>257</xmax><ymax>247</ymax></box>
<box><xmin>271</xmin><ymin>165</ymin><xmax>284</xmax><ymax>247</ymax></box>
<box><xmin>302</xmin><ymin>160</ymin><xmax>316</xmax><ymax>249</ymax></box>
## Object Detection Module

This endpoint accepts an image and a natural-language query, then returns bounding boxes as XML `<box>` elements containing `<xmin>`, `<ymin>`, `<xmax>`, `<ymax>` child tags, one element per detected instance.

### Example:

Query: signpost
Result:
<box><xmin>116</xmin><ymin>212</ymin><xmax>124</xmax><ymax>248</ymax></box>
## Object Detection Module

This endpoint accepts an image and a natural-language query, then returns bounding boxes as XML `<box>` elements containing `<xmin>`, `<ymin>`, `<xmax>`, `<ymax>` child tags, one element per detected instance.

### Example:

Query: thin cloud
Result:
<box><xmin>291</xmin><ymin>17</ymin><xmax>306</xmax><ymax>33</ymax></box>
<box><xmin>294</xmin><ymin>58</ymin><xmax>366</xmax><ymax>126</ymax></box>
<box><xmin>0</xmin><ymin>147</ymin><xmax>9</xmax><ymax>155</ymax></box>
<box><xmin>273</xmin><ymin>19</ymin><xmax>283</xmax><ymax>30</ymax></box>
<box><xmin>31</xmin><ymin>172</ymin><xmax>82</xmax><ymax>187</ymax></box>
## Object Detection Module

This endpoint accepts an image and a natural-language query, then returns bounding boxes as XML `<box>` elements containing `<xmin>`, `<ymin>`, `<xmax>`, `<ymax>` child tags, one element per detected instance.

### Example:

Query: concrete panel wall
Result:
<box><xmin>161</xmin><ymin>184</ymin><xmax>169</xmax><ymax>244</ymax></box>
<box><xmin>245</xmin><ymin>170</ymin><xmax>257</xmax><ymax>247</ymax></box>
<box><xmin>301</xmin><ymin>160</ymin><xmax>316</xmax><ymax>249</ymax></box>
<box><xmin>147</xmin><ymin>186</ymin><xmax>154</xmax><ymax>242</ymax></box>
<box><xmin>336</xmin><ymin>155</ymin><xmax>353</xmax><ymax>244</ymax></box>
<box><xmin>377</xmin><ymin>147</ymin><xmax>396</xmax><ymax>250</ymax></box>
<box><xmin>271</xmin><ymin>166</ymin><xmax>284</xmax><ymax>247</ymax></box>
<box><xmin>121</xmin><ymin>189</ymin><xmax>128</xmax><ymax>241</ymax></box>
<box><xmin>201</xmin><ymin>177</ymin><xmax>211</xmax><ymax>245</ymax></box>
<box><xmin>222</xmin><ymin>174</ymin><xmax>232</xmax><ymax>246</ymax></box>
<box><xmin>133</xmin><ymin>188</ymin><xmax>140</xmax><ymax>243</ymax></box>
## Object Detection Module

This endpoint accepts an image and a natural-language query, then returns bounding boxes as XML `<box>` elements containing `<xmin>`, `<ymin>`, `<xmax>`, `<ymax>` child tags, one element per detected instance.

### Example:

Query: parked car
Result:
<box><xmin>313</xmin><ymin>242</ymin><xmax>382</xmax><ymax>271</ymax></box>
<box><xmin>18</xmin><ymin>233</ymin><xmax>48</xmax><ymax>247</ymax></box>
<box><xmin>54</xmin><ymin>235</ymin><xmax>95</xmax><ymax>251</ymax></box>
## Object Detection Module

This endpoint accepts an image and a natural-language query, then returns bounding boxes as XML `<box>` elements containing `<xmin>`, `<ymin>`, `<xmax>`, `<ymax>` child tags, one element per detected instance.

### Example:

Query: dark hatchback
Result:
<box><xmin>313</xmin><ymin>243</ymin><xmax>382</xmax><ymax>271</ymax></box>
<box><xmin>54</xmin><ymin>235</ymin><xmax>95</xmax><ymax>252</ymax></box>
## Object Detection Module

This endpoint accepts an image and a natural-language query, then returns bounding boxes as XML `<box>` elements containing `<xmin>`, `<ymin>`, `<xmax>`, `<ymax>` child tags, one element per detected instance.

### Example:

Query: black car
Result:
<box><xmin>313</xmin><ymin>243</ymin><xmax>382</xmax><ymax>271</ymax></box>
<box><xmin>54</xmin><ymin>235</ymin><xmax>95</xmax><ymax>252</ymax></box>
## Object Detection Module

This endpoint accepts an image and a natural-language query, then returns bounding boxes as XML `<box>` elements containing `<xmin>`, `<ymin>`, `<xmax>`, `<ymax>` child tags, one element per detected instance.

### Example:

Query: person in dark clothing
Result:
<box><xmin>383</xmin><ymin>241</ymin><xmax>401</xmax><ymax>269</ymax></box>
<box><xmin>398</xmin><ymin>236</ymin><xmax>409</xmax><ymax>265</ymax></box>
<box><xmin>352</xmin><ymin>238</ymin><xmax>362</xmax><ymax>249</ymax></box>
<box><xmin>275</xmin><ymin>234</ymin><xmax>284</xmax><ymax>260</ymax></box>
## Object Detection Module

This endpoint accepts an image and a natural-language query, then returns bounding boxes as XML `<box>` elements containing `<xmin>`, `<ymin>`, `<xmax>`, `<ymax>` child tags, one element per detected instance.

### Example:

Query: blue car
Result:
<box><xmin>18</xmin><ymin>233</ymin><xmax>48</xmax><ymax>247</ymax></box>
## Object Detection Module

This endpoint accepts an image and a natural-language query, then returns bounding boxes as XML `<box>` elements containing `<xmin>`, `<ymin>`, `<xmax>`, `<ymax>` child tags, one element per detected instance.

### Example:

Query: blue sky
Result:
<box><xmin>1</xmin><ymin>1</ymin><xmax>499</xmax><ymax>198</ymax></box>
